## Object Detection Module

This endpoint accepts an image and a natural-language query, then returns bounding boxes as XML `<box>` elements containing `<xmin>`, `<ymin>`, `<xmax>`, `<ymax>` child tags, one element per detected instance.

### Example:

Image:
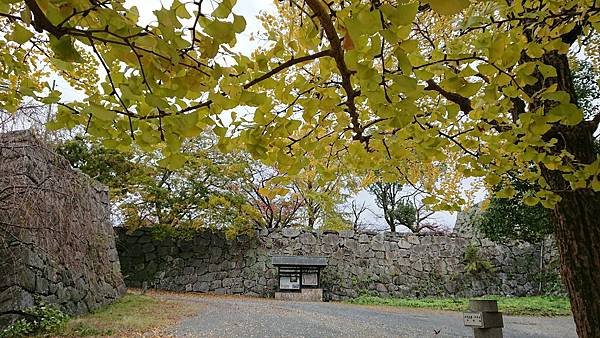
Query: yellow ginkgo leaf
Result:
<box><xmin>428</xmin><ymin>0</ymin><xmax>470</xmax><ymax>15</ymax></box>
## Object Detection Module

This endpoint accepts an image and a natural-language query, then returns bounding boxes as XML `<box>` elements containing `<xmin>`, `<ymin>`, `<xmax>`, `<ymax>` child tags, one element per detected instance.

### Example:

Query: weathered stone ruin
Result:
<box><xmin>118</xmin><ymin>227</ymin><xmax>562</xmax><ymax>301</ymax></box>
<box><xmin>0</xmin><ymin>131</ymin><xmax>126</xmax><ymax>327</ymax></box>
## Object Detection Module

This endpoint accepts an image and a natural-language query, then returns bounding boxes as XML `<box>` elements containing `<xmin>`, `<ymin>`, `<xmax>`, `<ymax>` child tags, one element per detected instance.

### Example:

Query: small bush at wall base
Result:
<box><xmin>0</xmin><ymin>301</ymin><xmax>69</xmax><ymax>338</ymax></box>
<box><xmin>463</xmin><ymin>243</ymin><xmax>495</xmax><ymax>275</ymax></box>
<box><xmin>0</xmin><ymin>319</ymin><xmax>33</xmax><ymax>338</ymax></box>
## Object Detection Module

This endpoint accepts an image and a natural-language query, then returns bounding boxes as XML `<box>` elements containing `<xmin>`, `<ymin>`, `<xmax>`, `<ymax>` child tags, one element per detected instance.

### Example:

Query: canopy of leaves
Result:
<box><xmin>3</xmin><ymin>1</ymin><xmax>600</xmax><ymax>334</ymax></box>
<box><xmin>477</xmin><ymin>60</ymin><xmax>599</xmax><ymax>243</ymax></box>
<box><xmin>2</xmin><ymin>0</ymin><xmax>598</xmax><ymax>212</ymax></box>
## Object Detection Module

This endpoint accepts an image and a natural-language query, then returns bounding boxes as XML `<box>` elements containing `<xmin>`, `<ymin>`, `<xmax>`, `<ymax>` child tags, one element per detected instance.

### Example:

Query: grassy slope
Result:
<box><xmin>57</xmin><ymin>292</ymin><xmax>199</xmax><ymax>336</ymax></box>
<box><xmin>346</xmin><ymin>295</ymin><xmax>571</xmax><ymax>316</ymax></box>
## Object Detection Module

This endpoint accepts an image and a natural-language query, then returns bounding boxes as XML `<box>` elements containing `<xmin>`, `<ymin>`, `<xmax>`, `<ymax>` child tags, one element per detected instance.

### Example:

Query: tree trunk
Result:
<box><xmin>384</xmin><ymin>212</ymin><xmax>396</xmax><ymax>232</ymax></box>
<box><xmin>550</xmin><ymin>189</ymin><xmax>600</xmax><ymax>337</ymax></box>
<box><xmin>539</xmin><ymin>107</ymin><xmax>600</xmax><ymax>337</ymax></box>
<box><xmin>528</xmin><ymin>49</ymin><xmax>600</xmax><ymax>337</ymax></box>
<box><xmin>538</xmin><ymin>240</ymin><xmax>544</xmax><ymax>294</ymax></box>
<box><xmin>307</xmin><ymin>212</ymin><xmax>316</xmax><ymax>229</ymax></box>
<box><xmin>540</xmin><ymin>116</ymin><xmax>600</xmax><ymax>338</ymax></box>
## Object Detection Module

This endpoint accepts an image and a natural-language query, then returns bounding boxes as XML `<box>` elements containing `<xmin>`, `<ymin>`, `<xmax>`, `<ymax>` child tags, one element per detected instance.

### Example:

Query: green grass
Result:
<box><xmin>346</xmin><ymin>295</ymin><xmax>571</xmax><ymax>316</ymax></box>
<box><xmin>56</xmin><ymin>292</ymin><xmax>200</xmax><ymax>337</ymax></box>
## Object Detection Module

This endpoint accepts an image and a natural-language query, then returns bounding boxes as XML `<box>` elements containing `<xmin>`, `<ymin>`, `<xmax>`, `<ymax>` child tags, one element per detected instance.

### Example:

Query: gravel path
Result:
<box><xmin>160</xmin><ymin>293</ymin><xmax>576</xmax><ymax>338</ymax></box>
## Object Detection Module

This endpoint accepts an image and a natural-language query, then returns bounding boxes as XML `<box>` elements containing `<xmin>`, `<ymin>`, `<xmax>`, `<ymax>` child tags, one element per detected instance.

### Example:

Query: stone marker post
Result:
<box><xmin>463</xmin><ymin>299</ymin><xmax>504</xmax><ymax>338</ymax></box>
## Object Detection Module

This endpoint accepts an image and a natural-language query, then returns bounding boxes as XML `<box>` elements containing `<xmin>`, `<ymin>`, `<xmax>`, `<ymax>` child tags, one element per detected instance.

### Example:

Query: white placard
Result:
<box><xmin>463</xmin><ymin>312</ymin><xmax>483</xmax><ymax>327</ymax></box>
<box><xmin>280</xmin><ymin>276</ymin><xmax>300</xmax><ymax>290</ymax></box>
<box><xmin>302</xmin><ymin>273</ymin><xmax>318</xmax><ymax>286</ymax></box>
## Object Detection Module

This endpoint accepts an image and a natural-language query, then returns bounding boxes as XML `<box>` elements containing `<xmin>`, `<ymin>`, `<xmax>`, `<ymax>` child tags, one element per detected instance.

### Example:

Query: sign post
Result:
<box><xmin>463</xmin><ymin>299</ymin><xmax>504</xmax><ymax>338</ymax></box>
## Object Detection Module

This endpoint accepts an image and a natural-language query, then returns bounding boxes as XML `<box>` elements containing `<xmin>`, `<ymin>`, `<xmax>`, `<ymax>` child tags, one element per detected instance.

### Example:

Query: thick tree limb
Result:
<box><xmin>304</xmin><ymin>0</ymin><xmax>366</xmax><ymax>142</ymax></box>
<box><xmin>424</xmin><ymin>80</ymin><xmax>472</xmax><ymax>113</ymax></box>
<box><xmin>24</xmin><ymin>0</ymin><xmax>66</xmax><ymax>37</ymax></box>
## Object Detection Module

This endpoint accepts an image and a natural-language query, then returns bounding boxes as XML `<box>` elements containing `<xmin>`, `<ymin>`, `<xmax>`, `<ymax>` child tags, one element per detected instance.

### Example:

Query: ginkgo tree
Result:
<box><xmin>1</xmin><ymin>0</ymin><xmax>600</xmax><ymax>335</ymax></box>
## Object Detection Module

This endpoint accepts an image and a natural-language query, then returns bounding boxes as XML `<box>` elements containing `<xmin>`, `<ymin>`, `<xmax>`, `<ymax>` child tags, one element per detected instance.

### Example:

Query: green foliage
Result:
<box><xmin>463</xmin><ymin>244</ymin><xmax>495</xmax><ymax>275</ymax></box>
<box><xmin>572</xmin><ymin>59</ymin><xmax>600</xmax><ymax>119</ymax></box>
<box><xmin>320</xmin><ymin>214</ymin><xmax>352</xmax><ymax>231</ymax></box>
<box><xmin>346</xmin><ymin>295</ymin><xmax>571</xmax><ymax>316</ymax></box>
<box><xmin>475</xmin><ymin>61</ymin><xmax>598</xmax><ymax>244</ymax></box>
<box><xmin>56</xmin><ymin>133</ymin><xmax>360</xmax><ymax>235</ymax></box>
<box><xmin>0</xmin><ymin>301</ymin><xmax>69</xmax><ymax>338</ymax></box>
<box><xmin>0</xmin><ymin>320</ymin><xmax>32</xmax><ymax>338</ymax></box>
<box><xmin>56</xmin><ymin>136</ymin><xmax>136</xmax><ymax>195</ymax></box>
<box><xmin>392</xmin><ymin>199</ymin><xmax>417</xmax><ymax>228</ymax></box>
<box><xmin>56</xmin><ymin>134</ymin><xmax>260</xmax><ymax>235</ymax></box>
<box><xmin>478</xmin><ymin>179</ymin><xmax>553</xmax><ymax>244</ymax></box>
<box><xmin>369</xmin><ymin>182</ymin><xmax>409</xmax><ymax>232</ymax></box>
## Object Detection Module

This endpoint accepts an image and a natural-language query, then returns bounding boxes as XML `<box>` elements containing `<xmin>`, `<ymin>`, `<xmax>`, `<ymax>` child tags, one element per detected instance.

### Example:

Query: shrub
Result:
<box><xmin>463</xmin><ymin>244</ymin><xmax>495</xmax><ymax>275</ymax></box>
<box><xmin>0</xmin><ymin>301</ymin><xmax>69</xmax><ymax>338</ymax></box>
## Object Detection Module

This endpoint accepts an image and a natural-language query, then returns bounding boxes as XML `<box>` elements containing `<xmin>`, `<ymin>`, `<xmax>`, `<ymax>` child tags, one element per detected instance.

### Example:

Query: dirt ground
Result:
<box><xmin>149</xmin><ymin>292</ymin><xmax>577</xmax><ymax>338</ymax></box>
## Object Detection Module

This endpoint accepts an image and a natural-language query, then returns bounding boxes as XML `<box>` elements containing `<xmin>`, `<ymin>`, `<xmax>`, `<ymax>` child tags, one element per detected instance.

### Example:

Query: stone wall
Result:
<box><xmin>117</xmin><ymin>227</ymin><xmax>560</xmax><ymax>301</ymax></box>
<box><xmin>0</xmin><ymin>131</ymin><xmax>126</xmax><ymax>327</ymax></box>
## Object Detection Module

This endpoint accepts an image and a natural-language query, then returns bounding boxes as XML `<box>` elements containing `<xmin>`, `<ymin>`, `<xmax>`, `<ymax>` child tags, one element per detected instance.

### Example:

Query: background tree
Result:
<box><xmin>476</xmin><ymin>178</ymin><xmax>555</xmax><ymax>294</ymax></box>
<box><xmin>56</xmin><ymin>136</ymin><xmax>137</xmax><ymax>199</ymax></box>
<box><xmin>292</xmin><ymin>164</ymin><xmax>362</xmax><ymax>229</ymax></box>
<box><xmin>369</xmin><ymin>181</ymin><xmax>403</xmax><ymax>232</ymax></box>
<box><xmin>342</xmin><ymin>200</ymin><xmax>372</xmax><ymax>231</ymax></box>
<box><xmin>370</xmin><ymin>182</ymin><xmax>443</xmax><ymax>233</ymax></box>
<box><xmin>293</xmin><ymin>177</ymin><xmax>342</xmax><ymax>229</ymax></box>
<box><xmin>477</xmin><ymin>179</ymin><xmax>553</xmax><ymax>244</ymax></box>
<box><xmin>239</xmin><ymin>163</ymin><xmax>303</xmax><ymax>229</ymax></box>
<box><xmin>391</xmin><ymin>199</ymin><xmax>418</xmax><ymax>231</ymax></box>
<box><xmin>57</xmin><ymin>133</ymin><xmax>259</xmax><ymax>233</ymax></box>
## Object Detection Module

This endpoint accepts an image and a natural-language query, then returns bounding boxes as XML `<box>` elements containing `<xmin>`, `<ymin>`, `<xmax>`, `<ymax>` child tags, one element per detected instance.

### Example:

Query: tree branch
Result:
<box><xmin>24</xmin><ymin>0</ymin><xmax>66</xmax><ymax>37</ymax></box>
<box><xmin>244</xmin><ymin>50</ymin><xmax>332</xmax><ymax>89</ymax></box>
<box><xmin>424</xmin><ymin>80</ymin><xmax>472</xmax><ymax>113</ymax></box>
<box><xmin>304</xmin><ymin>0</ymin><xmax>366</xmax><ymax>143</ymax></box>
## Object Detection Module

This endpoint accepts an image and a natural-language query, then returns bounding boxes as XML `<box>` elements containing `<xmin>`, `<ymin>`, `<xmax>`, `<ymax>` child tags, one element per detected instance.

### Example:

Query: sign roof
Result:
<box><xmin>271</xmin><ymin>256</ymin><xmax>328</xmax><ymax>266</ymax></box>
